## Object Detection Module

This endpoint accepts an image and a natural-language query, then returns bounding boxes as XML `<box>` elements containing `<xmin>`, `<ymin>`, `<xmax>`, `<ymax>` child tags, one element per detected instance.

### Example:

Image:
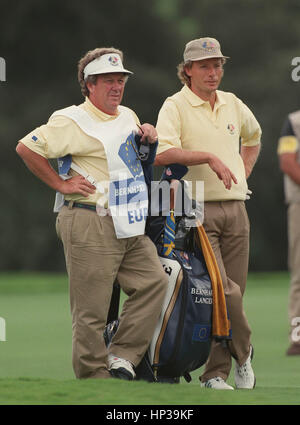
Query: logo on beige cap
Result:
<box><xmin>202</xmin><ymin>40</ymin><xmax>217</xmax><ymax>51</ymax></box>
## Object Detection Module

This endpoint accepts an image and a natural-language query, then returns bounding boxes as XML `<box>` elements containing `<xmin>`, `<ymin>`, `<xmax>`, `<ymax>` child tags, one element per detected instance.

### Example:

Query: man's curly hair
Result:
<box><xmin>177</xmin><ymin>61</ymin><xmax>193</xmax><ymax>87</ymax></box>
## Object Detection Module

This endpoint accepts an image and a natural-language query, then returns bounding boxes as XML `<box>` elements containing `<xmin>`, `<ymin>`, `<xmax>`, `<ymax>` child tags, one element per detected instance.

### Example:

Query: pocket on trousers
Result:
<box><xmin>55</xmin><ymin>215</ymin><xmax>61</xmax><ymax>240</ymax></box>
<box><xmin>71</xmin><ymin>211</ymin><xmax>104</xmax><ymax>246</ymax></box>
<box><xmin>239</xmin><ymin>202</ymin><xmax>250</xmax><ymax>231</ymax></box>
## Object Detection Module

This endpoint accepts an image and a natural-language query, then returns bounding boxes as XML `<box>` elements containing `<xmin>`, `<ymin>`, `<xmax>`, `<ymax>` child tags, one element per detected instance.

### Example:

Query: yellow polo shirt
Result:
<box><xmin>156</xmin><ymin>85</ymin><xmax>261</xmax><ymax>201</ymax></box>
<box><xmin>19</xmin><ymin>97</ymin><xmax>140</xmax><ymax>205</ymax></box>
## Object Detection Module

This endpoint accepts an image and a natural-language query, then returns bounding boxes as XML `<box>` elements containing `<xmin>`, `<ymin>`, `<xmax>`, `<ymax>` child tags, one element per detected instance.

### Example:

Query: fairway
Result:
<box><xmin>0</xmin><ymin>271</ymin><xmax>300</xmax><ymax>405</ymax></box>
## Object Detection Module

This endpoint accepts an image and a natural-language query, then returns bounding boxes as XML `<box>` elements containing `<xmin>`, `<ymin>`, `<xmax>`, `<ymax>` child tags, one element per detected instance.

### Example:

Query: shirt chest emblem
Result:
<box><xmin>227</xmin><ymin>123</ymin><xmax>235</xmax><ymax>135</ymax></box>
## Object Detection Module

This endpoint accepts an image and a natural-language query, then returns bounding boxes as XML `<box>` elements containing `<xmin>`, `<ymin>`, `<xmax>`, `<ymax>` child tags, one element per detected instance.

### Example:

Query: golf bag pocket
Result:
<box><xmin>147</xmin><ymin>249</ymin><xmax>212</xmax><ymax>381</ymax></box>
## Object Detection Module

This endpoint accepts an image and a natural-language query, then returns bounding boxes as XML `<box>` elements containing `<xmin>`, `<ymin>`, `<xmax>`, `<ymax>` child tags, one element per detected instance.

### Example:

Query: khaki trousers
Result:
<box><xmin>200</xmin><ymin>201</ymin><xmax>252</xmax><ymax>382</ymax></box>
<box><xmin>287</xmin><ymin>203</ymin><xmax>300</xmax><ymax>342</ymax></box>
<box><xmin>56</xmin><ymin>205</ymin><xmax>168</xmax><ymax>379</ymax></box>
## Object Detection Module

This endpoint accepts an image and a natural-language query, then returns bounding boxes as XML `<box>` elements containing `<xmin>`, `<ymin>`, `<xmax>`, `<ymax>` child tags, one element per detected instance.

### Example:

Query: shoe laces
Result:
<box><xmin>238</xmin><ymin>364</ymin><xmax>249</xmax><ymax>376</ymax></box>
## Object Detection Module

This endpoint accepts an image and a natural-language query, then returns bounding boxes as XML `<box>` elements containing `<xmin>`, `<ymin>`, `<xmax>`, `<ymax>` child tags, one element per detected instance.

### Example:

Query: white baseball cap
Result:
<box><xmin>83</xmin><ymin>53</ymin><xmax>133</xmax><ymax>80</ymax></box>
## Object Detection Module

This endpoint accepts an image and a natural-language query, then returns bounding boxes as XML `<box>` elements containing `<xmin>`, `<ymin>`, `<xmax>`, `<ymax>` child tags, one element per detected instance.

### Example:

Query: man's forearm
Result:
<box><xmin>154</xmin><ymin>147</ymin><xmax>237</xmax><ymax>190</ymax></box>
<box><xmin>279</xmin><ymin>152</ymin><xmax>300</xmax><ymax>186</ymax></box>
<box><xmin>16</xmin><ymin>142</ymin><xmax>97</xmax><ymax>197</ymax></box>
<box><xmin>154</xmin><ymin>147</ymin><xmax>211</xmax><ymax>166</ymax></box>
<box><xmin>240</xmin><ymin>144</ymin><xmax>261</xmax><ymax>179</ymax></box>
<box><xmin>16</xmin><ymin>142</ymin><xmax>64</xmax><ymax>192</ymax></box>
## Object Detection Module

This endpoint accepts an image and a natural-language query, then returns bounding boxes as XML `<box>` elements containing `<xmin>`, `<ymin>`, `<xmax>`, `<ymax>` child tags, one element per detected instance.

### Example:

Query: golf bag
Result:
<box><xmin>137</xmin><ymin>230</ymin><xmax>213</xmax><ymax>383</ymax></box>
<box><xmin>104</xmin><ymin>171</ymin><xmax>230</xmax><ymax>383</ymax></box>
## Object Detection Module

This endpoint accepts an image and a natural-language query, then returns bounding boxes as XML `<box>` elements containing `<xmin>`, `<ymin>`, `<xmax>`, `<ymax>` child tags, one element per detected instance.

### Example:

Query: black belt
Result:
<box><xmin>64</xmin><ymin>200</ymin><xmax>96</xmax><ymax>212</ymax></box>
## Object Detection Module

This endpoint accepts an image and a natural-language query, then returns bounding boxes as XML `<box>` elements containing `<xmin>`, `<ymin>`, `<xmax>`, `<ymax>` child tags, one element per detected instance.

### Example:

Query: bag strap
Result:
<box><xmin>70</xmin><ymin>163</ymin><xmax>105</xmax><ymax>194</ymax></box>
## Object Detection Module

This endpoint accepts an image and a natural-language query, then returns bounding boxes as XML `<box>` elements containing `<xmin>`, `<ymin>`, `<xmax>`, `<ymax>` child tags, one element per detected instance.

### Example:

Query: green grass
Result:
<box><xmin>0</xmin><ymin>271</ymin><xmax>300</xmax><ymax>405</ymax></box>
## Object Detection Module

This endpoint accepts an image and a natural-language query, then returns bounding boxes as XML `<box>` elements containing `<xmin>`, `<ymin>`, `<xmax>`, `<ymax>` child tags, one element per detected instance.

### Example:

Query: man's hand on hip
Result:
<box><xmin>59</xmin><ymin>175</ymin><xmax>96</xmax><ymax>197</ymax></box>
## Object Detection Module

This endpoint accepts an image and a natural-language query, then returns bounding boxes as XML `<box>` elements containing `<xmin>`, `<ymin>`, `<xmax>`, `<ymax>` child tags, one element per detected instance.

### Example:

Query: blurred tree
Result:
<box><xmin>0</xmin><ymin>0</ymin><xmax>299</xmax><ymax>271</ymax></box>
<box><xmin>154</xmin><ymin>0</ymin><xmax>300</xmax><ymax>271</ymax></box>
<box><xmin>0</xmin><ymin>0</ymin><xmax>182</xmax><ymax>271</ymax></box>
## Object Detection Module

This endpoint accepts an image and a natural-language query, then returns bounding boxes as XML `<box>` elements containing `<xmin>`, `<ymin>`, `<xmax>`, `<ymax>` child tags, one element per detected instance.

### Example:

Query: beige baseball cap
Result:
<box><xmin>84</xmin><ymin>53</ymin><xmax>133</xmax><ymax>79</ymax></box>
<box><xmin>183</xmin><ymin>37</ymin><xmax>229</xmax><ymax>63</ymax></box>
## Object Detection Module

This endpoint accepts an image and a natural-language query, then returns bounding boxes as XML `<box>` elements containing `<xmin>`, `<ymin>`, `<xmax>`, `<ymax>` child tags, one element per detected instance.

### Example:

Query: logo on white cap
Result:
<box><xmin>108</xmin><ymin>55</ymin><xmax>119</xmax><ymax>66</ymax></box>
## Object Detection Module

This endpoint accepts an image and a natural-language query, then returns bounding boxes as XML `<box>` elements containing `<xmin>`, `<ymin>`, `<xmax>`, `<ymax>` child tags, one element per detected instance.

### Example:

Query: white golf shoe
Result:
<box><xmin>201</xmin><ymin>377</ymin><xmax>234</xmax><ymax>390</ymax></box>
<box><xmin>235</xmin><ymin>345</ymin><xmax>256</xmax><ymax>389</ymax></box>
<box><xmin>108</xmin><ymin>354</ymin><xmax>136</xmax><ymax>380</ymax></box>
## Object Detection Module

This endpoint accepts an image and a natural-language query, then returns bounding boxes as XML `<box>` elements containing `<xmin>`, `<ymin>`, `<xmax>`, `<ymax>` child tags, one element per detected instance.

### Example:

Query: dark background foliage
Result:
<box><xmin>1</xmin><ymin>0</ymin><xmax>299</xmax><ymax>272</ymax></box>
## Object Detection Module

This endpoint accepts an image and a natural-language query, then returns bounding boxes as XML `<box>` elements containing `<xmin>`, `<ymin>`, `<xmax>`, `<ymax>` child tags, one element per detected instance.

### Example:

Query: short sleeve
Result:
<box><xmin>238</xmin><ymin>98</ymin><xmax>262</xmax><ymax>147</ymax></box>
<box><xmin>156</xmin><ymin>99</ymin><xmax>182</xmax><ymax>155</ymax></box>
<box><xmin>19</xmin><ymin>115</ymin><xmax>81</xmax><ymax>159</ymax></box>
<box><xmin>277</xmin><ymin>117</ymin><xmax>298</xmax><ymax>155</ymax></box>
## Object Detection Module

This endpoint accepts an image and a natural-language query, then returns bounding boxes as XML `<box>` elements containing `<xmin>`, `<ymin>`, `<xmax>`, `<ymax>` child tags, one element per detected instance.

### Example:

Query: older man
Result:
<box><xmin>16</xmin><ymin>47</ymin><xmax>167</xmax><ymax>380</ymax></box>
<box><xmin>155</xmin><ymin>37</ymin><xmax>261</xmax><ymax>389</ymax></box>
